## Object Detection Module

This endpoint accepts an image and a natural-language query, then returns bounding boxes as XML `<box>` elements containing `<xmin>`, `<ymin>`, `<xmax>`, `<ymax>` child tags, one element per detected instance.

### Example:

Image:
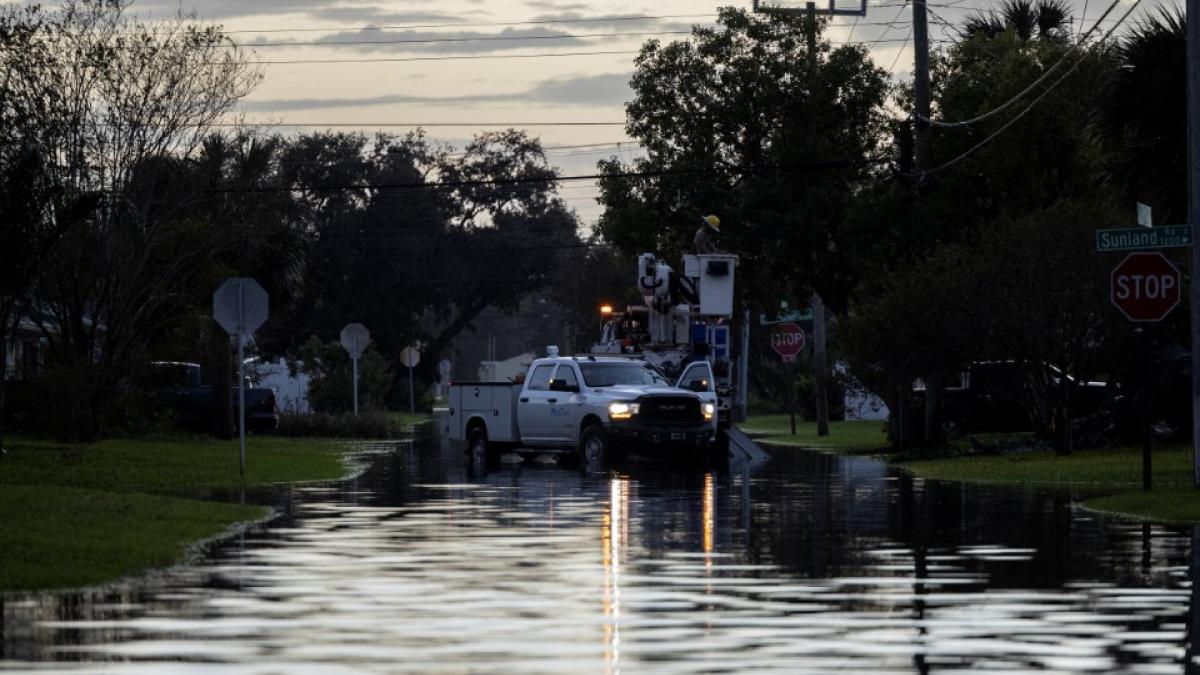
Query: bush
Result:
<box><xmin>276</xmin><ymin>411</ymin><xmax>407</xmax><ymax>439</ymax></box>
<box><xmin>293</xmin><ymin>336</ymin><xmax>393</xmax><ymax>414</ymax></box>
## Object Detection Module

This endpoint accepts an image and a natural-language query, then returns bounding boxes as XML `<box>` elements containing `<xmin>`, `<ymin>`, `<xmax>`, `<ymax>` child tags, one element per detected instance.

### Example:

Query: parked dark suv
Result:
<box><xmin>914</xmin><ymin>361</ymin><xmax>1114</xmax><ymax>434</ymax></box>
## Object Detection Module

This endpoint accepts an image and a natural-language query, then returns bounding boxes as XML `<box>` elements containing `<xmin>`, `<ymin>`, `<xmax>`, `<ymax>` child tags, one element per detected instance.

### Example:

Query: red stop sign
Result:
<box><xmin>1111</xmin><ymin>252</ymin><xmax>1181</xmax><ymax>322</ymax></box>
<box><xmin>771</xmin><ymin>322</ymin><xmax>806</xmax><ymax>362</ymax></box>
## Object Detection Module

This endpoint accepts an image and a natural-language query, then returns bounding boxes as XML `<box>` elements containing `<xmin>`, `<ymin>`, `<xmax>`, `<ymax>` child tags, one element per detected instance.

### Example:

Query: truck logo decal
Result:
<box><xmin>549</xmin><ymin>407</ymin><xmax>571</xmax><ymax>417</ymax></box>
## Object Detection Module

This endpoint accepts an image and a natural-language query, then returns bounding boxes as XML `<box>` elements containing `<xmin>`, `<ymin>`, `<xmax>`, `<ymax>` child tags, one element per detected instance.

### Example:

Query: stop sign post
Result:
<box><xmin>1109</xmin><ymin>252</ymin><xmax>1181</xmax><ymax>494</ymax></box>
<box><xmin>770</xmin><ymin>322</ymin><xmax>807</xmax><ymax>435</ymax></box>
<box><xmin>340</xmin><ymin>323</ymin><xmax>370</xmax><ymax>415</ymax></box>
<box><xmin>770</xmin><ymin>322</ymin><xmax>807</xmax><ymax>363</ymax></box>
<box><xmin>213</xmin><ymin>278</ymin><xmax>269</xmax><ymax>479</ymax></box>
<box><xmin>1111</xmin><ymin>252</ymin><xmax>1181</xmax><ymax>322</ymax></box>
<box><xmin>400</xmin><ymin>346</ymin><xmax>421</xmax><ymax>415</ymax></box>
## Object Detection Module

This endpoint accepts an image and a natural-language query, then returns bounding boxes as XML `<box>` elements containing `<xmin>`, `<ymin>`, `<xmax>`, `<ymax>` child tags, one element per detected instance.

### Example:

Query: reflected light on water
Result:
<box><xmin>602</xmin><ymin>475</ymin><xmax>629</xmax><ymax>675</ymax></box>
<box><xmin>0</xmin><ymin>426</ymin><xmax>1194</xmax><ymax>673</ymax></box>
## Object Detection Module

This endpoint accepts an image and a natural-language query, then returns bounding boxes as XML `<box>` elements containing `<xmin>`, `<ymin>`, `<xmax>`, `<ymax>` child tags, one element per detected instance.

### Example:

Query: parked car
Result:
<box><xmin>913</xmin><ymin>361</ymin><xmax>1115</xmax><ymax>434</ymax></box>
<box><xmin>151</xmin><ymin>361</ymin><xmax>278</xmax><ymax>433</ymax></box>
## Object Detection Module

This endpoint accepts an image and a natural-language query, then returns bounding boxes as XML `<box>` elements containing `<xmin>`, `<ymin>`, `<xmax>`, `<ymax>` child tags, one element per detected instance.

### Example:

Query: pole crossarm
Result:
<box><xmin>752</xmin><ymin>0</ymin><xmax>867</xmax><ymax>17</ymax></box>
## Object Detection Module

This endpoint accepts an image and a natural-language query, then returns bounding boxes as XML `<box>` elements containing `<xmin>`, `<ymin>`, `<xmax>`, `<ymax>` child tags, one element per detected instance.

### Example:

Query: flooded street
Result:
<box><xmin>2</xmin><ymin>421</ymin><xmax>1197</xmax><ymax>673</ymax></box>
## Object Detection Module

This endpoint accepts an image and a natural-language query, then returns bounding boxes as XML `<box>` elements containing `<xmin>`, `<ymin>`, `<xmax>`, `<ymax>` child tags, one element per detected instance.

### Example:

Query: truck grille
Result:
<box><xmin>638</xmin><ymin>396</ymin><xmax>702</xmax><ymax>424</ymax></box>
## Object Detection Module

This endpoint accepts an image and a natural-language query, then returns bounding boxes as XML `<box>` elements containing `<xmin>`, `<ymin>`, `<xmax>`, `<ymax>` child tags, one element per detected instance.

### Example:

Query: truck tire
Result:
<box><xmin>578</xmin><ymin>424</ymin><xmax>609</xmax><ymax>471</ymax></box>
<box><xmin>467</xmin><ymin>426</ymin><xmax>499</xmax><ymax>470</ymax></box>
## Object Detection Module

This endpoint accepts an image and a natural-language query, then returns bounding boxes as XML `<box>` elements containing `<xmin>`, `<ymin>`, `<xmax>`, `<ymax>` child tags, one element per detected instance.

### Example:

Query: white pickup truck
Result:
<box><xmin>448</xmin><ymin>353</ymin><xmax>719</xmax><ymax>467</ymax></box>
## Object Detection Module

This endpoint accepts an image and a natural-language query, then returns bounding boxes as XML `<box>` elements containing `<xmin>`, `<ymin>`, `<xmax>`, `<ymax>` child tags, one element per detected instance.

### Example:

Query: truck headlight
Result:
<box><xmin>608</xmin><ymin>401</ymin><xmax>639</xmax><ymax>420</ymax></box>
<box><xmin>703</xmin><ymin>403</ymin><xmax>715</xmax><ymax>421</ymax></box>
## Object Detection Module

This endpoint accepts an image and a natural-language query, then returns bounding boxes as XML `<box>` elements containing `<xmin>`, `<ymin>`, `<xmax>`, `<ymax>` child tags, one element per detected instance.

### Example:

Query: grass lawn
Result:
<box><xmin>740</xmin><ymin>415</ymin><xmax>890</xmax><ymax>453</ymax></box>
<box><xmin>0</xmin><ymin>485</ymin><xmax>266</xmax><ymax>592</ymax></box>
<box><xmin>901</xmin><ymin>444</ymin><xmax>1200</xmax><ymax>523</ymax></box>
<box><xmin>1</xmin><ymin>435</ymin><xmax>353</xmax><ymax>593</ymax></box>
<box><xmin>0</xmin><ymin>436</ymin><xmax>350</xmax><ymax>493</ymax></box>
<box><xmin>391</xmin><ymin>411</ymin><xmax>432</xmax><ymax>430</ymax></box>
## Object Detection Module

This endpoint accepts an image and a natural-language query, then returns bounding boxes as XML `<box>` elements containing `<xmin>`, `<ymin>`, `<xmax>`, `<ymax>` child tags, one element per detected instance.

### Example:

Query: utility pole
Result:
<box><xmin>803</xmin><ymin>2</ymin><xmax>831</xmax><ymax>437</ymax></box>
<box><xmin>753</xmin><ymin>0</ymin><xmax>867</xmax><ymax>437</ymax></box>
<box><xmin>911</xmin><ymin>0</ymin><xmax>940</xmax><ymax>447</ymax></box>
<box><xmin>1188</xmin><ymin>0</ymin><xmax>1200</xmax><ymax>487</ymax></box>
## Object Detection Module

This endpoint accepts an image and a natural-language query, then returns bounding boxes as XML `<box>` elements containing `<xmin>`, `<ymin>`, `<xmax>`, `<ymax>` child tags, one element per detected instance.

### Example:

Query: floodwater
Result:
<box><xmin>2</xmin><ymin>421</ymin><xmax>1197</xmax><ymax>673</ymax></box>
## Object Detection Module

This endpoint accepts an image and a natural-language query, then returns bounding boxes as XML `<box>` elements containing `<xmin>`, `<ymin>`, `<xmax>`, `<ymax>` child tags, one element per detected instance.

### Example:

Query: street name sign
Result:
<box><xmin>1096</xmin><ymin>225</ymin><xmax>1192</xmax><ymax>252</ymax></box>
<box><xmin>1111</xmin><ymin>252</ymin><xmax>1181</xmax><ymax>322</ymax></box>
<box><xmin>759</xmin><ymin>308</ymin><xmax>814</xmax><ymax>325</ymax></box>
<box><xmin>770</xmin><ymin>322</ymin><xmax>806</xmax><ymax>363</ymax></box>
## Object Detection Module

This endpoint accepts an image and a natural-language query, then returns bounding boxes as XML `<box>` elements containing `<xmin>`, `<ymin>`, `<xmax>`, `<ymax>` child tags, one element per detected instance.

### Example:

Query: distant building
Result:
<box><xmin>3</xmin><ymin>318</ymin><xmax>46</xmax><ymax>382</ymax></box>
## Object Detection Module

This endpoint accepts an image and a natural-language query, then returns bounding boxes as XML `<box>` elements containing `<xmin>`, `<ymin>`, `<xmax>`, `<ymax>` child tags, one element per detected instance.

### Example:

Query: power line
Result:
<box><xmin>214</xmin><ymin>122</ymin><xmax>627</xmax><ymax>128</ymax></box>
<box><xmin>922</xmin><ymin>0</ymin><xmax>1124</xmax><ymax>128</ymax></box>
<box><xmin>238</xmin><ymin>49</ymin><xmax>638</xmax><ymax>65</ymax></box>
<box><xmin>218</xmin><ymin>14</ymin><xmax>719</xmax><ymax>35</ymax></box>
<box><xmin>912</xmin><ymin>0</ymin><xmax>1143</xmax><ymax>177</ymax></box>
<box><xmin>233</xmin><ymin>37</ymin><xmax>924</xmax><ymax>65</ymax></box>
<box><xmin>232</xmin><ymin>30</ymin><xmax>694</xmax><ymax>49</ymax></box>
<box><xmin>888</xmin><ymin>27</ymin><xmax>914</xmax><ymax>71</ymax></box>
<box><xmin>206</xmin><ymin>157</ymin><xmax>887</xmax><ymax>194</ymax></box>
<box><xmin>204</xmin><ymin>14</ymin><xmax>937</xmax><ymax>37</ymax></box>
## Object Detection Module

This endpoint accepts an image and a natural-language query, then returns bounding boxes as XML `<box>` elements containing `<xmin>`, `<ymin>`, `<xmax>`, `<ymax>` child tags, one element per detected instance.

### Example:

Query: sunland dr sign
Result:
<box><xmin>1111</xmin><ymin>252</ymin><xmax>1181</xmax><ymax>322</ymax></box>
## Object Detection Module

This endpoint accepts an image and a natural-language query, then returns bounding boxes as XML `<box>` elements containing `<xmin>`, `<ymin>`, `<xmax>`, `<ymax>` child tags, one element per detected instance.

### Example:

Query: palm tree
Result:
<box><xmin>963</xmin><ymin>0</ymin><xmax>1073</xmax><ymax>43</ymax></box>
<box><xmin>1095</xmin><ymin>8</ymin><xmax>1186</xmax><ymax>222</ymax></box>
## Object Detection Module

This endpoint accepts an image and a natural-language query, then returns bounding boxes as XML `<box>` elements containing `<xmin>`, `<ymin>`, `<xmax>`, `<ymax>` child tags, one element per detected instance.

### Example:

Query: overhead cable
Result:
<box><xmin>912</xmin><ymin>0</ymin><xmax>1142</xmax><ymax>177</ymax></box>
<box><xmin>921</xmin><ymin>0</ymin><xmax>1124</xmax><ymax>128</ymax></box>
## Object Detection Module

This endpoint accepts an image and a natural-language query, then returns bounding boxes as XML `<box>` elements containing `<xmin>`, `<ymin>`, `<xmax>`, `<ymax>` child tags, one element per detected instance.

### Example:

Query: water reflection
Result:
<box><xmin>0</xmin><ymin>422</ymin><xmax>1196</xmax><ymax>672</ymax></box>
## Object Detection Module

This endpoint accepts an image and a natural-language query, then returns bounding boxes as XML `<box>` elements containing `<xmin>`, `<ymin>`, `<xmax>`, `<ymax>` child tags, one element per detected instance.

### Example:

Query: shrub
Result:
<box><xmin>293</xmin><ymin>336</ymin><xmax>393</xmax><ymax>414</ymax></box>
<box><xmin>276</xmin><ymin>411</ymin><xmax>407</xmax><ymax>439</ymax></box>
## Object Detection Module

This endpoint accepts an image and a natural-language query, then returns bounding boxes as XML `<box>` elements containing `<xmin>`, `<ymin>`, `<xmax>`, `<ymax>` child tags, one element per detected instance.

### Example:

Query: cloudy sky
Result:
<box><xmin>81</xmin><ymin>0</ymin><xmax>1166</xmax><ymax>226</ymax></box>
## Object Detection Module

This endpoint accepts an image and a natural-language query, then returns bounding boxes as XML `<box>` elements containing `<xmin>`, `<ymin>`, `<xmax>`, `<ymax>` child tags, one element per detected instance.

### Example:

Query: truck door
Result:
<box><xmin>677</xmin><ymin>361</ymin><xmax>718</xmax><ymax>426</ymax></box>
<box><xmin>517</xmin><ymin>364</ymin><xmax>556</xmax><ymax>444</ymax></box>
<box><xmin>547</xmin><ymin>364</ymin><xmax>583</xmax><ymax>444</ymax></box>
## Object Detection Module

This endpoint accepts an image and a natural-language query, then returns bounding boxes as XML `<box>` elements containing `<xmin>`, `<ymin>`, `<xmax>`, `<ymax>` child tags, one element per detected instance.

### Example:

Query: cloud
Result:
<box><xmin>239</xmin><ymin>72</ymin><xmax>632</xmax><ymax>112</ymax></box>
<box><xmin>526</xmin><ymin>11</ymin><xmax>705</xmax><ymax>32</ymax></box>
<box><xmin>129</xmin><ymin>1</ymin><xmax>485</xmax><ymax>22</ymax></box>
<box><xmin>132</xmin><ymin>0</ymin><xmax>341</xmax><ymax>20</ymax></box>
<box><xmin>303</xmin><ymin>7</ymin><xmax>465</xmax><ymax>25</ymax></box>
<box><xmin>244</xmin><ymin>26</ymin><xmax>589</xmax><ymax>53</ymax></box>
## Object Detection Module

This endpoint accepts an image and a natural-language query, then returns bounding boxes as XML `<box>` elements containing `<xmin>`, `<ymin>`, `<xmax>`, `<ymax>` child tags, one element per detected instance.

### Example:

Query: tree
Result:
<box><xmin>6</xmin><ymin>0</ymin><xmax>261</xmax><ymax>439</ymax></box>
<box><xmin>279</xmin><ymin>129</ymin><xmax>581</xmax><ymax>407</ymax></box>
<box><xmin>1095</xmin><ymin>8</ymin><xmax>1187</xmax><ymax>223</ymax></box>
<box><xmin>841</xmin><ymin>5</ymin><xmax>1122</xmax><ymax>450</ymax></box>
<box><xmin>962</xmin><ymin>0</ymin><xmax>1073</xmax><ymax>43</ymax></box>
<box><xmin>596</xmin><ymin>7</ymin><xmax>890</xmax><ymax>312</ymax></box>
<box><xmin>294</xmin><ymin>337</ymin><xmax>392</xmax><ymax>413</ymax></box>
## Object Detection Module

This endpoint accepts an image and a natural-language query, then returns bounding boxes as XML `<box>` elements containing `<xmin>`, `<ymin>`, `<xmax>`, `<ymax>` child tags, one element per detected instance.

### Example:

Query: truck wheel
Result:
<box><xmin>467</xmin><ymin>426</ymin><xmax>499</xmax><ymax>470</ymax></box>
<box><xmin>578</xmin><ymin>425</ymin><xmax>609</xmax><ymax>471</ymax></box>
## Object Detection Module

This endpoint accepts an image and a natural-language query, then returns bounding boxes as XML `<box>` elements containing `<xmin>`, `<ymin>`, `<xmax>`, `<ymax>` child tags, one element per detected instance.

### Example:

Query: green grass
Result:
<box><xmin>0</xmin><ymin>485</ymin><xmax>267</xmax><ymax>592</ymax></box>
<box><xmin>0</xmin><ymin>436</ymin><xmax>349</xmax><ymax>493</ymax></box>
<box><xmin>899</xmin><ymin>444</ymin><xmax>1194</xmax><ymax>487</ymax></box>
<box><xmin>0</xmin><ymin>435</ymin><xmax>355</xmax><ymax>593</ymax></box>
<box><xmin>1084</xmin><ymin>489</ymin><xmax>1200</xmax><ymax>524</ymax></box>
<box><xmin>391</xmin><ymin>411</ymin><xmax>432</xmax><ymax>430</ymax></box>
<box><xmin>901</xmin><ymin>443</ymin><xmax>1200</xmax><ymax>523</ymax></box>
<box><xmin>740</xmin><ymin>415</ymin><xmax>890</xmax><ymax>453</ymax></box>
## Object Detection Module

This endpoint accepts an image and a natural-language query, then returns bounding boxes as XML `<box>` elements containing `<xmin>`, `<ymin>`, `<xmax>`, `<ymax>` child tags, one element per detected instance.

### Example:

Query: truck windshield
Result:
<box><xmin>580</xmin><ymin>363</ymin><xmax>669</xmax><ymax>387</ymax></box>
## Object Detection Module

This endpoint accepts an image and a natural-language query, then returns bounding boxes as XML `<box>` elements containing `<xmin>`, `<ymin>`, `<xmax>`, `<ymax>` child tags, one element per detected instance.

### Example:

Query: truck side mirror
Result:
<box><xmin>689</xmin><ymin>380</ymin><xmax>708</xmax><ymax>393</ymax></box>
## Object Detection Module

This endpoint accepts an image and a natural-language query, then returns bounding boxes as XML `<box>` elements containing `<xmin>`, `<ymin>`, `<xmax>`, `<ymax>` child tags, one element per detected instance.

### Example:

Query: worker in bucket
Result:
<box><xmin>693</xmin><ymin>214</ymin><xmax>721</xmax><ymax>254</ymax></box>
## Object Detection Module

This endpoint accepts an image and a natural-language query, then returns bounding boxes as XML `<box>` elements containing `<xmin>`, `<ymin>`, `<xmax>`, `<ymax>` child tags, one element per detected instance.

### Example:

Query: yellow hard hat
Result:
<box><xmin>702</xmin><ymin>214</ymin><xmax>721</xmax><ymax>231</ymax></box>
